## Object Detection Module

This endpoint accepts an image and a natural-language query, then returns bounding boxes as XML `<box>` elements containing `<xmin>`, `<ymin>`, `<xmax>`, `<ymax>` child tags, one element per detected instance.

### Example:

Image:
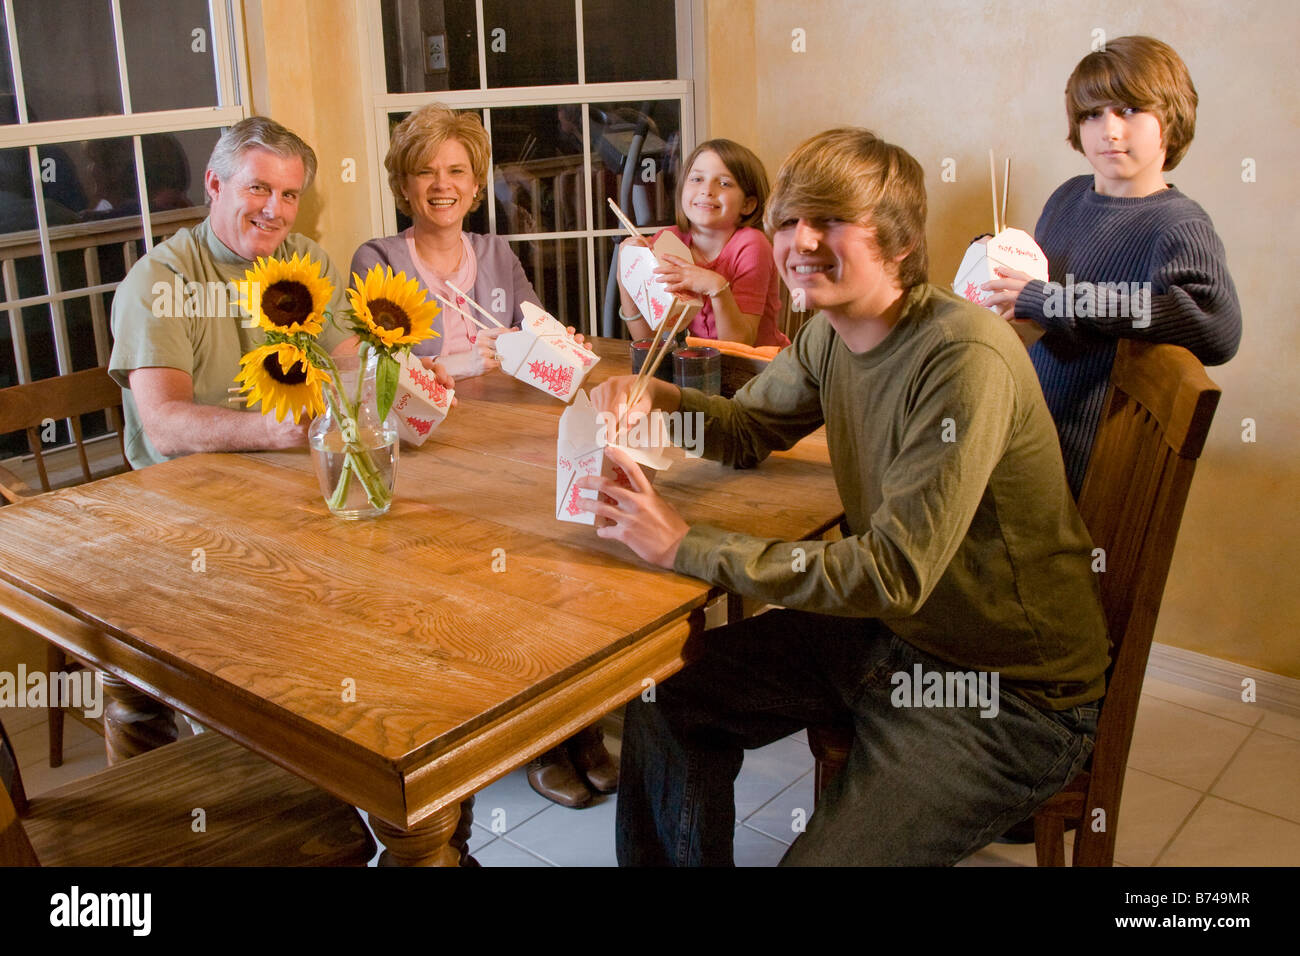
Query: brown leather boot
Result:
<box><xmin>527</xmin><ymin>744</ymin><xmax>593</xmax><ymax>809</ymax></box>
<box><xmin>568</xmin><ymin>724</ymin><xmax>619</xmax><ymax>794</ymax></box>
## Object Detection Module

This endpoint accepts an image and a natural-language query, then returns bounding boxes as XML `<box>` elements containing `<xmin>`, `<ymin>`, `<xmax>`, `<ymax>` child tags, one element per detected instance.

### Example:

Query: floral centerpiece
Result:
<box><xmin>233</xmin><ymin>255</ymin><xmax>440</xmax><ymax>517</ymax></box>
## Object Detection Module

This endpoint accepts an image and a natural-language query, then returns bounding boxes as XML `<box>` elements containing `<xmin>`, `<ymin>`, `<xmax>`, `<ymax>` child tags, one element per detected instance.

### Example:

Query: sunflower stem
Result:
<box><xmin>314</xmin><ymin>342</ymin><xmax>393</xmax><ymax>514</ymax></box>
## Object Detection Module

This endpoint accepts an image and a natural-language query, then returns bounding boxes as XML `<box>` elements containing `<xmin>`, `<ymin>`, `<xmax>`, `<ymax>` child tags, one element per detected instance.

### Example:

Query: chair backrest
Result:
<box><xmin>0</xmin><ymin>366</ymin><xmax>128</xmax><ymax>496</ymax></box>
<box><xmin>0</xmin><ymin>718</ymin><xmax>38</xmax><ymax>865</ymax></box>
<box><xmin>1071</xmin><ymin>339</ymin><xmax>1220</xmax><ymax>865</ymax></box>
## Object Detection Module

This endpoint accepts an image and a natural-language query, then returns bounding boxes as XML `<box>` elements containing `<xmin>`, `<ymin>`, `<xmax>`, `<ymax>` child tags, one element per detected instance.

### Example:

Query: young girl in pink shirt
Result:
<box><xmin>618</xmin><ymin>139</ymin><xmax>789</xmax><ymax>348</ymax></box>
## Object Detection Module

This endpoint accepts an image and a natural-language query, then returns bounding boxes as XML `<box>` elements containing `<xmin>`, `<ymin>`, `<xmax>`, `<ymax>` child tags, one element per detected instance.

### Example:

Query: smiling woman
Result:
<box><xmin>349</xmin><ymin>103</ymin><xmax>542</xmax><ymax>382</ymax></box>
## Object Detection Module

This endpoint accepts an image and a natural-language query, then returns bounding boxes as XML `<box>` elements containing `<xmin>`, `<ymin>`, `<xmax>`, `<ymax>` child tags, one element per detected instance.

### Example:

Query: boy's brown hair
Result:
<box><xmin>1065</xmin><ymin>35</ymin><xmax>1198</xmax><ymax>170</ymax></box>
<box><xmin>764</xmin><ymin>128</ymin><xmax>928</xmax><ymax>289</ymax></box>
<box><xmin>675</xmin><ymin>139</ymin><xmax>769</xmax><ymax>232</ymax></box>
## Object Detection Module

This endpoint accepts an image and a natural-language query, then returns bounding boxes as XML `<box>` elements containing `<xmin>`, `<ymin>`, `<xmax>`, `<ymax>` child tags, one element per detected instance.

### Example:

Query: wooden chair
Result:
<box><xmin>807</xmin><ymin>340</ymin><xmax>1222</xmax><ymax>866</ymax></box>
<box><xmin>0</xmin><ymin>716</ymin><xmax>376</xmax><ymax>866</ymax></box>
<box><xmin>0</xmin><ymin>367</ymin><xmax>131</xmax><ymax>766</ymax></box>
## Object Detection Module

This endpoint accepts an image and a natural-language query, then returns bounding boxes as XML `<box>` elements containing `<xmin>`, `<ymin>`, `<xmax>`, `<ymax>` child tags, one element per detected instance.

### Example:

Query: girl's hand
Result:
<box><xmin>655</xmin><ymin>254</ymin><xmax>719</xmax><ymax>298</ymax></box>
<box><xmin>575</xmin><ymin>445</ymin><xmax>690</xmax><ymax>568</ymax></box>
<box><xmin>982</xmin><ymin>265</ymin><xmax>1032</xmax><ymax>320</ymax></box>
<box><xmin>417</xmin><ymin>356</ymin><xmax>458</xmax><ymax>404</ymax></box>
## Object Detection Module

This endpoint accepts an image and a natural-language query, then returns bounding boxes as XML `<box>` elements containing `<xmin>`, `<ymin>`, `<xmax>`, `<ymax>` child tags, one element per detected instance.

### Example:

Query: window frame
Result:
<box><xmin>358</xmin><ymin>0</ymin><xmax>704</xmax><ymax>335</ymax></box>
<box><xmin>0</xmin><ymin>0</ymin><xmax>250</xmax><ymax>385</ymax></box>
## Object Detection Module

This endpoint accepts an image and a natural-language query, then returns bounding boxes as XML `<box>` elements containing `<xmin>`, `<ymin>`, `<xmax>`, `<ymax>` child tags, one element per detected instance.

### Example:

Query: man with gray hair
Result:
<box><xmin>108</xmin><ymin>116</ymin><xmax>350</xmax><ymax>468</ymax></box>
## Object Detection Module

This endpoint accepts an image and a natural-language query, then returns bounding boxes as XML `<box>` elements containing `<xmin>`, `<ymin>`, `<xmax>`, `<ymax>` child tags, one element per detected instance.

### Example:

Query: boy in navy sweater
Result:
<box><xmin>984</xmin><ymin>35</ymin><xmax>1241</xmax><ymax>495</ymax></box>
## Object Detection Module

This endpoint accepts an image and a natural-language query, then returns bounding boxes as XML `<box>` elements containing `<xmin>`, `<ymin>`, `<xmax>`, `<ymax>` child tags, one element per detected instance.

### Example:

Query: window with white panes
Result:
<box><xmin>0</xmin><ymin>0</ymin><xmax>247</xmax><ymax>459</ymax></box>
<box><xmin>365</xmin><ymin>0</ymin><xmax>700</xmax><ymax>336</ymax></box>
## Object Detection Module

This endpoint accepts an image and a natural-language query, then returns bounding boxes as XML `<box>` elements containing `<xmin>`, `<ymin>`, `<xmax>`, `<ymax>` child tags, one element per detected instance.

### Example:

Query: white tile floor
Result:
<box><xmin>9</xmin><ymin>674</ymin><xmax>1298</xmax><ymax>866</ymax></box>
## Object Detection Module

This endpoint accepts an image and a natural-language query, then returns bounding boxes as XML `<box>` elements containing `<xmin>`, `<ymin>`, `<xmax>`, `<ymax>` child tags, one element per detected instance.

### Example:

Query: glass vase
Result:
<box><xmin>308</xmin><ymin>352</ymin><xmax>399</xmax><ymax>519</ymax></box>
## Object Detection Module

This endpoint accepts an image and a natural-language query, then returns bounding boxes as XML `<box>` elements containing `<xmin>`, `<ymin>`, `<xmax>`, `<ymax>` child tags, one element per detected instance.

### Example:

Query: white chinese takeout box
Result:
<box><xmin>952</xmin><ymin>227</ymin><xmax>1049</xmax><ymax>309</ymax></box>
<box><xmin>391</xmin><ymin>351</ymin><xmax>454</xmax><ymax>445</ymax></box>
<box><xmin>617</xmin><ymin>231</ymin><xmax>703</xmax><ymax>332</ymax></box>
<box><xmin>496</xmin><ymin>301</ymin><xmax>600</xmax><ymax>403</ymax></box>
<box><xmin>556</xmin><ymin>390</ymin><xmax>672</xmax><ymax>525</ymax></box>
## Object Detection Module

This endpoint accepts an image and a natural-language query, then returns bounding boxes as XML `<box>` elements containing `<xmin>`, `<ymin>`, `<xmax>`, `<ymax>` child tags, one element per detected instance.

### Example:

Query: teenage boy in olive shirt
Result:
<box><xmin>580</xmin><ymin>129</ymin><xmax>1109</xmax><ymax>866</ymax></box>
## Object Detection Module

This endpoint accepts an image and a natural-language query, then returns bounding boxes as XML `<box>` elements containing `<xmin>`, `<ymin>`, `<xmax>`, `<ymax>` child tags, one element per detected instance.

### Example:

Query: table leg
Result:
<box><xmin>101</xmin><ymin>673</ymin><xmax>178</xmax><ymax>764</ymax></box>
<box><xmin>369</xmin><ymin>797</ymin><xmax>476</xmax><ymax>867</ymax></box>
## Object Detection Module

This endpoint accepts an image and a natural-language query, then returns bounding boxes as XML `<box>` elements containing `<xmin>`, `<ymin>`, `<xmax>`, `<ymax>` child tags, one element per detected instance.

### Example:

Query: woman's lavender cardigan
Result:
<box><xmin>349</xmin><ymin>232</ymin><xmax>541</xmax><ymax>358</ymax></box>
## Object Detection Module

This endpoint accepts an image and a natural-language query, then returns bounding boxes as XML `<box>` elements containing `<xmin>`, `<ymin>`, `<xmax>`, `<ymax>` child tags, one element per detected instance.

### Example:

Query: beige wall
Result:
<box><xmin>705</xmin><ymin>0</ymin><xmax>1299</xmax><ymax>677</ymax></box>
<box><xmin>243</xmin><ymin>0</ymin><xmax>378</xmax><ymax>274</ymax></box>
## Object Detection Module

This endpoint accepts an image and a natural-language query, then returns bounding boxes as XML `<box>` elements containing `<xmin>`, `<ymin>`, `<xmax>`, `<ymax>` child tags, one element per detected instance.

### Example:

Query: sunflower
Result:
<box><xmin>241</xmin><ymin>253</ymin><xmax>334</xmax><ymax>335</ymax></box>
<box><xmin>347</xmin><ymin>265</ymin><xmax>440</xmax><ymax>348</ymax></box>
<box><xmin>234</xmin><ymin>342</ymin><xmax>331</xmax><ymax>423</ymax></box>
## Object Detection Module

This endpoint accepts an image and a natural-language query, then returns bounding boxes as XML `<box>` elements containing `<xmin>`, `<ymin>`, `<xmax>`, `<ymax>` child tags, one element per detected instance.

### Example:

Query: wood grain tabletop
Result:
<box><xmin>0</xmin><ymin>339</ymin><xmax>843</xmax><ymax>830</ymax></box>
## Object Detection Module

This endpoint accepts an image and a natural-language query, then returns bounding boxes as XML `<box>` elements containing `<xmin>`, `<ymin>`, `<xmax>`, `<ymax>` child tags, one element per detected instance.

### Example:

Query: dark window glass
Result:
<box><xmin>143</xmin><ymin>128</ymin><xmax>219</xmax><ymax>214</ymax></box>
<box><xmin>121</xmin><ymin>0</ymin><xmax>220</xmax><ymax>112</ymax></box>
<box><xmin>15</xmin><ymin>0</ymin><xmax>123</xmax><ymax>121</ymax></box>
<box><xmin>381</xmin><ymin>0</ymin><xmax>480</xmax><ymax>93</ymax></box>
<box><xmin>0</xmin><ymin>146</ymin><xmax>39</xmax><ymax>406</ymax></box>
<box><xmin>0</xmin><ymin>146</ymin><xmax>40</xmax><ymax>235</ymax></box>
<box><xmin>483</xmin><ymin>0</ymin><xmax>577</xmax><ymax>88</ymax></box>
<box><xmin>509</xmin><ymin>237</ymin><xmax>589</xmax><ymax>333</ymax></box>
<box><xmin>46</xmin><ymin>137</ymin><xmax>138</xmax><ymax>223</ymax></box>
<box><xmin>589</xmin><ymin>100</ymin><xmax>681</xmax><ymax>233</ymax></box>
<box><xmin>3</xmin><ymin>254</ymin><xmax>54</xmax><ymax>385</ymax></box>
<box><xmin>0</xmin><ymin>6</ymin><xmax>16</xmax><ymax>126</ymax></box>
<box><xmin>490</xmin><ymin>105</ymin><xmax>587</xmax><ymax>235</ymax></box>
<box><xmin>583</xmin><ymin>0</ymin><xmax>677</xmax><ymax>83</ymax></box>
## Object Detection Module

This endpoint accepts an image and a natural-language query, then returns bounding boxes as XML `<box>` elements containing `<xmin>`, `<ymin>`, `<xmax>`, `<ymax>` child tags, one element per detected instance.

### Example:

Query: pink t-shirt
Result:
<box><xmin>657</xmin><ymin>225</ymin><xmax>789</xmax><ymax>348</ymax></box>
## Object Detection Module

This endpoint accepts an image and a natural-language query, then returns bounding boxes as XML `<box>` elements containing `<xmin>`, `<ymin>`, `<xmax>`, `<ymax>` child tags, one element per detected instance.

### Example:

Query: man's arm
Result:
<box><xmin>129</xmin><ymin>367</ymin><xmax>308</xmax><ymax>457</ymax></box>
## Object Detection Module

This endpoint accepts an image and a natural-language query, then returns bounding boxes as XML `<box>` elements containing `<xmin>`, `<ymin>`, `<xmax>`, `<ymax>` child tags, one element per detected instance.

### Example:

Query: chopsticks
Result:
<box><xmin>625</xmin><ymin>299</ymin><xmax>693</xmax><ymax>414</ymax></box>
<box><xmin>606</xmin><ymin>197</ymin><xmax>664</xmax><ymax>267</ymax></box>
<box><xmin>433</xmin><ymin>292</ymin><xmax>494</xmax><ymax>332</ymax></box>
<box><xmin>444</xmin><ymin>281</ymin><xmax>505</xmax><ymax>328</ymax></box>
<box><xmin>605</xmin><ymin>200</ymin><xmax>695</xmax><ymax>415</ymax></box>
<box><xmin>989</xmin><ymin>149</ymin><xmax>1011</xmax><ymax>234</ymax></box>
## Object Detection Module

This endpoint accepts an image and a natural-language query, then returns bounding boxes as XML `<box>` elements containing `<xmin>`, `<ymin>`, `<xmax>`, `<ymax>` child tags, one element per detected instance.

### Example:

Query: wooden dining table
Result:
<box><xmin>0</xmin><ymin>338</ymin><xmax>844</xmax><ymax>866</ymax></box>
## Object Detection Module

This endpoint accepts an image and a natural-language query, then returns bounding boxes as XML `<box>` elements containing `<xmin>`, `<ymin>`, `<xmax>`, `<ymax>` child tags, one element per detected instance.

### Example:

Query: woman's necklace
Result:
<box><xmin>415</xmin><ymin>234</ymin><xmax>463</xmax><ymax>279</ymax></box>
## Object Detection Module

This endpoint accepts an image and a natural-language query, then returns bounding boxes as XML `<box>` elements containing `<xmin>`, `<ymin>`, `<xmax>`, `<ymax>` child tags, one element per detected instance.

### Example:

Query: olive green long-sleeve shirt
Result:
<box><xmin>673</xmin><ymin>284</ymin><xmax>1109</xmax><ymax>710</ymax></box>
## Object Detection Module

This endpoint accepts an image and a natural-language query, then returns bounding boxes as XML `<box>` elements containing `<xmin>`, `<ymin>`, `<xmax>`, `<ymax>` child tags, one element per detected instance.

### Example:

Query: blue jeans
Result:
<box><xmin>615</xmin><ymin>610</ymin><xmax>1098</xmax><ymax>866</ymax></box>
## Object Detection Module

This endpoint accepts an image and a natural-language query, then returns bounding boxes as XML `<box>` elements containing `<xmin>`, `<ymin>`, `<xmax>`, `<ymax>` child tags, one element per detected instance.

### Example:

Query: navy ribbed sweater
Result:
<box><xmin>1015</xmin><ymin>175</ymin><xmax>1241</xmax><ymax>495</ymax></box>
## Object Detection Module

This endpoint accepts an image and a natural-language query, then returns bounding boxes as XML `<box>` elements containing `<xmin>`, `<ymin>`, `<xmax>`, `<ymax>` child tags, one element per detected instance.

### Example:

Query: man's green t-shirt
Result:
<box><xmin>107</xmin><ymin>220</ymin><xmax>349</xmax><ymax>469</ymax></box>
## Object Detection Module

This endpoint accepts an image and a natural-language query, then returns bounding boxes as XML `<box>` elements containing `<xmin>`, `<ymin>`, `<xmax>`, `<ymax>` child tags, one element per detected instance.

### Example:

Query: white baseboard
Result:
<box><xmin>1147</xmin><ymin>642</ymin><xmax>1300</xmax><ymax>718</ymax></box>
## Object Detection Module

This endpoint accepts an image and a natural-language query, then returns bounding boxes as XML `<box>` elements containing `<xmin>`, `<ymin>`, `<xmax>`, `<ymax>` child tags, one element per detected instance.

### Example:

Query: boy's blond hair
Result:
<box><xmin>764</xmin><ymin>128</ymin><xmax>928</xmax><ymax>288</ymax></box>
<box><xmin>1065</xmin><ymin>35</ymin><xmax>1198</xmax><ymax>170</ymax></box>
<box><xmin>385</xmin><ymin>103</ymin><xmax>492</xmax><ymax>216</ymax></box>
